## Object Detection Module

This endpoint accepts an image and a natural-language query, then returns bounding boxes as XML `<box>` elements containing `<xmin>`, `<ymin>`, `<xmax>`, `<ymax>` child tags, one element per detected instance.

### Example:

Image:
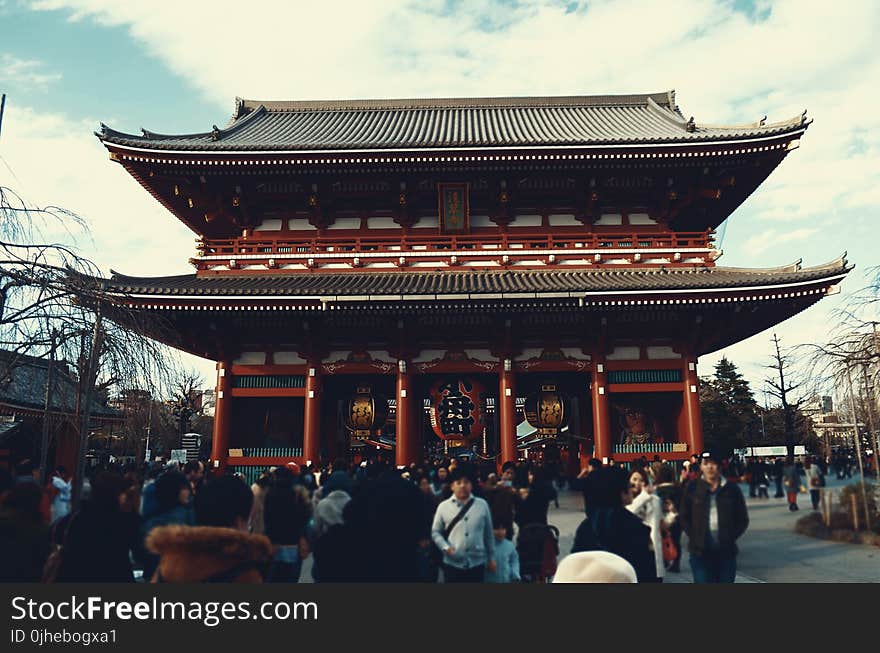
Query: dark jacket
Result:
<box><xmin>570</xmin><ymin>472</ymin><xmax>601</xmax><ymax>515</ymax></box>
<box><xmin>571</xmin><ymin>507</ymin><xmax>657</xmax><ymax>582</ymax></box>
<box><xmin>315</xmin><ymin>474</ymin><xmax>426</xmax><ymax>582</ymax></box>
<box><xmin>679</xmin><ymin>478</ymin><xmax>748</xmax><ymax>556</ymax></box>
<box><xmin>321</xmin><ymin>470</ymin><xmax>354</xmax><ymax>496</ymax></box>
<box><xmin>0</xmin><ymin>507</ymin><xmax>50</xmax><ymax>582</ymax></box>
<box><xmin>514</xmin><ymin>482</ymin><xmax>556</xmax><ymax>529</ymax></box>
<box><xmin>56</xmin><ymin>502</ymin><xmax>141</xmax><ymax>583</ymax></box>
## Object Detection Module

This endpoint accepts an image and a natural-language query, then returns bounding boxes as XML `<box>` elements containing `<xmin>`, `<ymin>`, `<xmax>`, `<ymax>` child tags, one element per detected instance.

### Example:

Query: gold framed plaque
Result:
<box><xmin>437</xmin><ymin>182</ymin><xmax>470</xmax><ymax>234</ymax></box>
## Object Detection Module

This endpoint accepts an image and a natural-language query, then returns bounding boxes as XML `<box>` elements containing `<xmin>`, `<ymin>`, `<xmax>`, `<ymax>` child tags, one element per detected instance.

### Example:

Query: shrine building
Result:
<box><xmin>94</xmin><ymin>91</ymin><xmax>850</xmax><ymax>478</ymax></box>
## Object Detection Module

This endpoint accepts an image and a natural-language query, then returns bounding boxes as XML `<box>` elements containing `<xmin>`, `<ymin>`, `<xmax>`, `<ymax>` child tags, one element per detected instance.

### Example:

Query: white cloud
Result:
<box><xmin>25</xmin><ymin>1</ymin><xmax>880</xmax><ymax>220</ymax></box>
<box><xmin>744</xmin><ymin>227</ymin><xmax>818</xmax><ymax>257</ymax></box>
<box><xmin>0</xmin><ymin>53</ymin><xmax>62</xmax><ymax>87</ymax></box>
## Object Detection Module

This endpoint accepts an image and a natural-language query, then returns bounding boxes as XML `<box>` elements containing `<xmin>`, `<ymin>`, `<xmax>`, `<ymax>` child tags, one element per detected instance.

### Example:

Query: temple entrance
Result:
<box><xmin>321</xmin><ymin>375</ymin><xmax>395</xmax><ymax>464</ymax></box>
<box><xmin>516</xmin><ymin>372</ymin><xmax>592</xmax><ymax>475</ymax></box>
<box><xmin>229</xmin><ymin>396</ymin><xmax>305</xmax><ymax>456</ymax></box>
<box><xmin>413</xmin><ymin>372</ymin><xmax>498</xmax><ymax>472</ymax></box>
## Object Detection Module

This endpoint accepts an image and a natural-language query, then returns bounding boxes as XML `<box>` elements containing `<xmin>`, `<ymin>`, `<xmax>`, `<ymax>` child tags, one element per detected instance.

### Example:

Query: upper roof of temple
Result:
<box><xmin>98</xmin><ymin>91</ymin><xmax>809</xmax><ymax>153</ymax></box>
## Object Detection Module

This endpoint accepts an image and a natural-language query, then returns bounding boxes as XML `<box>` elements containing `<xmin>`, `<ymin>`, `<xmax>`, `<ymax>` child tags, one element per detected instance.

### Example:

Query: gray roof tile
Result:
<box><xmin>102</xmin><ymin>257</ymin><xmax>849</xmax><ymax>298</ymax></box>
<box><xmin>99</xmin><ymin>92</ymin><xmax>808</xmax><ymax>152</ymax></box>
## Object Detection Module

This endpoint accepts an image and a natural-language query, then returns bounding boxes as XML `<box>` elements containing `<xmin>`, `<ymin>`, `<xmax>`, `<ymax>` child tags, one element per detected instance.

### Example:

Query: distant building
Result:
<box><xmin>0</xmin><ymin>350</ymin><xmax>123</xmax><ymax>472</ymax></box>
<box><xmin>802</xmin><ymin>394</ymin><xmax>862</xmax><ymax>455</ymax></box>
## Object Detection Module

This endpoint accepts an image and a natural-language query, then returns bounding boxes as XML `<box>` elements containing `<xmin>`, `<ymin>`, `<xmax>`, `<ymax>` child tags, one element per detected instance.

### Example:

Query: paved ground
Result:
<box><xmin>550</xmin><ymin>474</ymin><xmax>880</xmax><ymax>583</ymax></box>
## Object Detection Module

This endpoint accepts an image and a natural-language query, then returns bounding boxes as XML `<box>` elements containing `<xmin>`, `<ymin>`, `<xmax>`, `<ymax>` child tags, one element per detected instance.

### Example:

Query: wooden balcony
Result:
<box><xmin>197</xmin><ymin>230</ymin><xmax>713</xmax><ymax>259</ymax></box>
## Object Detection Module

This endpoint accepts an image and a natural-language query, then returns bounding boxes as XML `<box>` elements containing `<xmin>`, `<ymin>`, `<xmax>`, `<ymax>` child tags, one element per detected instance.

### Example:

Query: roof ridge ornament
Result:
<box><xmin>212</xmin><ymin>125</ymin><xmax>222</xmax><ymax>141</ymax></box>
<box><xmin>685</xmin><ymin>116</ymin><xmax>696</xmax><ymax>133</ymax></box>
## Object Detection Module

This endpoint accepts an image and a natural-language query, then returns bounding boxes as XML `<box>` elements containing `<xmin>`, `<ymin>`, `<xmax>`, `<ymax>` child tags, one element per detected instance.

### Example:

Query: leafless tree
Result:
<box><xmin>801</xmin><ymin>267</ymin><xmax>880</xmax><ymax>478</ymax></box>
<box><xmin>764</xmin><ymin>332</ymin><xmax>809</xmax><ymax>460</ymax></box>
<box><xmin>1</xmin><ymin>184</ymin><xmax>177</xmax><ymax>504</ymax></box>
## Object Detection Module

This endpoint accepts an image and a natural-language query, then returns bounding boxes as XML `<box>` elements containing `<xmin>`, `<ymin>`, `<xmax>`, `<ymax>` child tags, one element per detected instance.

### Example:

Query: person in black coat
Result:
<box><xmin>315</xmin><ymin>470</ymin><xmax>427</xmax><ymax>582</ymax></box>
<box><xmin>56</xmin><ymin>472</ymin><xmax>141</xmax><ymax>583</ymax></box>
<box><xmin>679</xmin><ymin>451</ymin><xmax>749</xmax><ymax>583</ymax></box>
<box><xmin>570</xmin><ymin>458</ymin><xmax>603</xmax><ymax>515</ymax></box>
<box><xmin>773</xmin><ymin>458</ymin><xmax>785</xmax><ymax>497</ymax></box>
<box><xmin>514</xmin><ymin>467</ymin><xmax>557</xmax><ymax>530</ymax></box>
<box><xmin>570</xmin><ymin>467</ymin><xmax>657</xmax><ymax>583</ymax></box>
<box><xmin>0</xmin><ymin>481</ymin><xmax>51</xmax><ymax>581</ymax></box>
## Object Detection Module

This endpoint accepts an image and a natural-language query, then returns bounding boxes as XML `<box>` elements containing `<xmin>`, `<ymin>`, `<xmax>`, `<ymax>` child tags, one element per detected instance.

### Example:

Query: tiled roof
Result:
<box><xmin>98</xmin><ymin>92</ymin><xmax>808</xmax><ymax>152</ymax></box>
<box><xmin>102</xmin><ymin>257</ymin><xmax>849</xmax><ymax>298</ymax></box>
<box><xmin>0</xmin><ymin>351</ymin><xmax>120</xmax><ymax>417</ymax></box>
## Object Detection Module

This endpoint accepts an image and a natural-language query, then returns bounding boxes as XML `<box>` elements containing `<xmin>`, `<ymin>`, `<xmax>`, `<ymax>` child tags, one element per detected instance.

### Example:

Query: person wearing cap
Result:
<box><xmin>431</xmin><ymin>464</ymin><xmax>496</xmax><ymax>582</ymax></box>
<box><xmin>679</xmin><ymin>450</ymin><xmax>749</xmax><ymax>583</ymax></box>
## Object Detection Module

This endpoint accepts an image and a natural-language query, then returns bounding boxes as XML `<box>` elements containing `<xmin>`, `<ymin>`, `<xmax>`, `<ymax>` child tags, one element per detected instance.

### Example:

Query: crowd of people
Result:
<box><xmin>0</xmin><ymin>449</ymin><xmax>755</xmax><ymax>583</ymax></box>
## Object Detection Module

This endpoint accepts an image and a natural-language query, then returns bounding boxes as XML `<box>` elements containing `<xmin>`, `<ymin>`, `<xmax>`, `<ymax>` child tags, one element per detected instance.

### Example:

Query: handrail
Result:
<box><xmin>197</xmin><ymin>230</ymin><xmax>713</xmax><ymax>258</ymax></box>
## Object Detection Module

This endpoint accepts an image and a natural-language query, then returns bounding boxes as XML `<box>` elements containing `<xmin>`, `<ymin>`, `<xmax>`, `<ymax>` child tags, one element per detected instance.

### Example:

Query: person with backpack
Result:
<box><xmin>570</xmin><ymin>467</ymin><xmax>656</xmax><ymax>582</ymax></box>
<box><xmin>431</xmin><ymin>465</ymin><xmax>496</xmax><ymax>583</ymax></box>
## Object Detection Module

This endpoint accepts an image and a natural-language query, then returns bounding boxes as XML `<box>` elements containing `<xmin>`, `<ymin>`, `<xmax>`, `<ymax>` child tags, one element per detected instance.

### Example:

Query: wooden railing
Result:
<box><xmin>196</xmin><ymin>230</ymin><xmax>713</xmax><ymax>259</ymax></box>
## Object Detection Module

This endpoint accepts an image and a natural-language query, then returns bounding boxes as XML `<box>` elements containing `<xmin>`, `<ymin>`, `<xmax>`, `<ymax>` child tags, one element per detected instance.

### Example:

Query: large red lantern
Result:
<box><xmin>429</xmin><ymin>378</ymin><xmax>486</xmax><ymax>447</ymax></box>
<box><xmin>524</xmin><ymin>382</ymin><xmax>568</xmax><ymax>439</ymax></box>
<box><xmin>344</xmin><ymin>386</ymin><xmax>388</xmax><ymax>443</ymax></box>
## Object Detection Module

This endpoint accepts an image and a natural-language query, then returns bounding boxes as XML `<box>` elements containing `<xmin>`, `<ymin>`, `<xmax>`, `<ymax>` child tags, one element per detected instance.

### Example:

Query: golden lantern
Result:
<box><xmin>524</xmin><ymin>382</ymin><xmax>568</xmax><ymax>439</ymax></box>
<box><xmin>344</xmin><ymin>386</ymin><xmax>388</xmax><ymax>441</ymax></box>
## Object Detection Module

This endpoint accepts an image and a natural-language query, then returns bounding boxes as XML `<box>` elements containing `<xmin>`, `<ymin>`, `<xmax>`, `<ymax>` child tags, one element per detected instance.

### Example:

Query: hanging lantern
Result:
<box><xmin>344</xmin><ymin>386</ymin><xmax>388</xmax><ymax>442</ymax></box>
<box><xmin>429</xmin><ymin>378</ymin><xmax>486</xmax><ymax>447</ymax></box>
<box><xmin>524</xmin><ymin>382</ymin><xmax>568</xmax><ymax>439</ymax></box>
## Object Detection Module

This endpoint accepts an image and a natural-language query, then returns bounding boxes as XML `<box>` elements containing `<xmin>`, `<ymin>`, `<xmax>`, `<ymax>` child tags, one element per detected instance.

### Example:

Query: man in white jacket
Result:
<box><xmin>431</xmin><ymin>465</ymin><xmax>496</xmax><ymax>583</ymax></box>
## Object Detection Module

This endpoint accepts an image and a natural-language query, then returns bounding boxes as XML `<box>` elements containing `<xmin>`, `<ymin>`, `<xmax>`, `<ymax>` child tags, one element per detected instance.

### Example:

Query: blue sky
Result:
<box><xmin>1</xmin><ymin>0</ymin><xmax>878</xmax><ymax>396</ymax></box>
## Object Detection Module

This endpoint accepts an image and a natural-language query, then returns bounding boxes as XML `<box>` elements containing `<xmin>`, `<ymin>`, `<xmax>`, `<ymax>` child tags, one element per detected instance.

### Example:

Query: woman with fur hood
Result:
<box><xmin>146</xmin><ymin>475</ymin><xmax>273</xmax><ymax>583</ymax></box>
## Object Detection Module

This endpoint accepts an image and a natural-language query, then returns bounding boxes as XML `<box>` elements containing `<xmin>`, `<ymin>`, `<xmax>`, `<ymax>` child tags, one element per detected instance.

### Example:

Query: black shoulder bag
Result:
<box><xmin>444</xmin><ymin>498</ymin><xmax>475</xmax><ymax>540</ymax></box>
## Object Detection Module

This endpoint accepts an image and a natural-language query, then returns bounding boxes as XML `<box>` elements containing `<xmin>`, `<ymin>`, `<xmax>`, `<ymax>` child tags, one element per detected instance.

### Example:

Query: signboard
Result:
<box><xmin>740</xmin><ymin>445</ymin><xmax>807</xmax><ymax>458</ymax></box>
<box><xmin>169</xmin><ymin>449</ymin><xmax>187</xmax><ymax>464</ymax></box>
<box><xmin>437</xmin><ymin>182</ymin><xmax>469</xmax><ymax>234</ymax></box>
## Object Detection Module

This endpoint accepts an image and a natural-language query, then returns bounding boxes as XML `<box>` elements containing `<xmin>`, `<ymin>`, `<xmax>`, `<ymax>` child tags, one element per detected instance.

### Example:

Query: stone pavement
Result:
<box><xmin>549</xmin><ymin>475</ymin><xmax>879</xmax><ymax>583</ymax></box>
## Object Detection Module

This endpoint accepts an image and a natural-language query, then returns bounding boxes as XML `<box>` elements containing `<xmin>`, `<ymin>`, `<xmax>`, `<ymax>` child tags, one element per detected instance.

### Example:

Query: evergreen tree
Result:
<box><xmin>699</xmin><ymin>357</ymin><xmax>760</xmax><ymax>456</ymax></box>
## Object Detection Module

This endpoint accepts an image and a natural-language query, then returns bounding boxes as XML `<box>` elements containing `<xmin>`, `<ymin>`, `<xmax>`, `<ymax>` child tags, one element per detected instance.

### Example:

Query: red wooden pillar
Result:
<box><xmin>683</xmin><ymin>357</ymin><xmax>704</xmax><ymax>455</ymax></box>
<box><xmin>303</xmin><ymin>362</ymin><xmax>322</xmax><ymax>465</ymax></box>
<box><xmin>210</xmin><ymin>360</ymin><xmax>233</xmax><ymax>472</ymax></box>
<box><xmin>592</xmin><ymin>358</ymin><xmax>612</xmax><ymax>463</ymax></box>
<box><xmin>578</xmin><ymin>376</ymin><xmax>593</xmax><ymax>469</ymax></box>
<box><xmin>499</xmin><ymin>359</ymin><xmax>518</xmax><ymax>470</ymax></box>
<box><xmin>396</xmin><ymin>360</ymin><xmax>417</xmax><ymax>467</ymax></box>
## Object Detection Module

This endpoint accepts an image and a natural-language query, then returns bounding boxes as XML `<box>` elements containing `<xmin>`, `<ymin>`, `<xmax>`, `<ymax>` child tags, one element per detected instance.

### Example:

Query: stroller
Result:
<box><xmin>516</xmin><ymin>523</ymin><xmax>560</xmax><ymax>583</ymax></box>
